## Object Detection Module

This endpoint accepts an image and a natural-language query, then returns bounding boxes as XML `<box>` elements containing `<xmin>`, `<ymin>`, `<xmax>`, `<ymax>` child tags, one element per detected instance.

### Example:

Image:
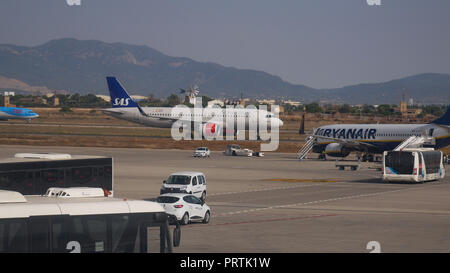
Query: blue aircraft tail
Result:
<box><xmin>431</xmin><ymin>106</ymin><xmax>450</xmax><ymax>126</ymax></box>
<box><xmin>106</xmin><ymin>77</ymin><xmax>150</xmax><ymax>117</ymax></box>
<box><xmin>106</xmin><ymin>77</ymin><xmax>140</xmax><ymax>108</ymax></box>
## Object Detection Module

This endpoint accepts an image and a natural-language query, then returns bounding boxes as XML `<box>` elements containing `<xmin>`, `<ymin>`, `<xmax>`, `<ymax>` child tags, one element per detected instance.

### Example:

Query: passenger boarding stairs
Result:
<box><xmin>394</xmin><ymin>134</ymin><xmax>435</xmax><ymax>151</ymax></box>
<box><xmin>298</xmin><ymin>135</ymin><xmax>316</xmax><ymax>161</ymax></box>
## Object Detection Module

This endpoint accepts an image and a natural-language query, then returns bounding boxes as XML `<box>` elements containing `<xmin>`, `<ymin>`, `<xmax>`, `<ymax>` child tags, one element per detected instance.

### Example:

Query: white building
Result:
<box><xmin>96</xmin><ymin>95</ymin><xmax>110</xmax><ymax>102</ymax></box>
<box><xmin>257</xmin><ymin>99</ymin><xmax>276</xmax><ymax>105</ymax></box>
<box><xmin>282</xmin><ymin>100</ymin><xmax>301</xmax><ymax>107</ymax></box>
<box><xmin>207</xmin><ymin>99</ymin><xmax>225</xmax><ymax>107</ymax></box>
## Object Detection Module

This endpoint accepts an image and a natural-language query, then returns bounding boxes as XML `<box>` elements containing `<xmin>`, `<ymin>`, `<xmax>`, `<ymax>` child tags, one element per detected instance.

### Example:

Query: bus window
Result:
<box><xmin>385</xmin><ymin>152</ymin><xmax>414</xmax><ymax>174</ymax></box>
<box><xmin>84</xmin><ymin>216</ymin><xmax>107</xmax><ymax>252</ymax></box>
<box><xmin>422</xmin><ymin>151</ymin><xmax>442</xmax><ymax>174</ymax></box>
<box><xmin>111</xmin><ymin>215</ymin><xmax>134</xmax><ymax>253</ymax></box>
<box><xmin>419</xmin><ymin>154</ymin><xmax>423</xmax><ymax>175</ymax></box>
<box><xmin>51</xmin><ymin>217</ymin><xmax>69</xmax><ymax>253</ymax></box>
<box><xmin>147</xmin><ymin>226</ymin><xmax>162</xmax><ymax>253</ymax></box>
<box><xmin>42</xmin><ymin>170</ymin><xmax>58</xmax><ymax>183</ymax></box>
<box><xmin>0</xmin><ymin>220</ymin><xmax>28</xmax><ymax>253</ymax></box>
<box><xmin>0</xmin><ymin>172</ymin><xmax>34</xmax><ymax>194</ymax></box>
<box><xmin>64</xmin><ymin>216</ymin><xmax>108</xmax><ymax>253</ymax></box>
<box><xmin>104</xmin><ymin>166</ymin><xmax>112</xmax><ymax>177</ymax></box>
<box><xmin>72</xmin><ymin>167</ymin><xmax>93</xmax><ymax>185</ymax></box>
<box><xmin>30</xmin><ymin>217</ymin><xmax>50</xmax><ymax>253</ymax></box>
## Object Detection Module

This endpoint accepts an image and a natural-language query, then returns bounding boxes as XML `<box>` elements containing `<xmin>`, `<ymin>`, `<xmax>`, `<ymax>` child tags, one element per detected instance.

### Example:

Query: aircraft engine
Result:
<box><xmin>324</xmin><ymin>143</ymin><xmax>350</xmax><ymax>157</ymax></box>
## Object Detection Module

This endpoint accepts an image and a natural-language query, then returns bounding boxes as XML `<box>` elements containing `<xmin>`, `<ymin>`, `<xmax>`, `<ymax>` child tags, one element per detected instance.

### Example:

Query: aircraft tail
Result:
<box><xmin>430</xmin><ymin>106</ymin><xmax>450</xmax><ymax>126</ymax></box>
<box><xmin>106</xmin><ymin>76</ymin><xmax>140</xmax><ymax>108</ymax></box>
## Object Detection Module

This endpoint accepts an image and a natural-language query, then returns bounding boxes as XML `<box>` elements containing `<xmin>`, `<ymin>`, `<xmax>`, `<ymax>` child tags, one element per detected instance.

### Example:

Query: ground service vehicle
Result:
<box><xmin>0</xmin><ymin>187</ymin><xmax>181</xmax><ymax>253</ymax></box>
<box><xmin>224</xmin><ymin>144</ymin><xmax>253</xmax><ymax>156</ymax></box>
<box><xmin>157</xmin><ymin>193</ymin><xmax>211</xmax><ymax>225</ymax></box>
<box><xmin>160</xmin><ymin>172</ymin><xmax>207</xmax><ymax>201</ymax></box>
<box><xmin>383</xmin><ymin>149</ymin><xmax>445</xmax><ymax>182</ymax></box>
<box><xmin>0</xmin><ymin>153</ymin><xmax>113</xmax><ymax>196</ymax></box>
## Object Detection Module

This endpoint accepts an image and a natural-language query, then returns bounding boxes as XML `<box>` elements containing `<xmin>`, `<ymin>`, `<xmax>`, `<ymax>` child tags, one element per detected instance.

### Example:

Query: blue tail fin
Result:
<box><xmin>106</xmin><ymin>77</ymin><xmax>139</xmax><ymax>108</ymax></box>
<box><xmin>431</xmin><ymin>106</ymin><xmax>450</xmax><ymax>126</ymax></box>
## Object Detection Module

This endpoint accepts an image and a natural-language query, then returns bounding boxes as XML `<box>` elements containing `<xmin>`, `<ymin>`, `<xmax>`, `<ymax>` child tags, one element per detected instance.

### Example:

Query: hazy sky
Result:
<box><xmin>1</xmin><ymin>0</ymin><xmax>450</xmax><ymax>89</ymax></box>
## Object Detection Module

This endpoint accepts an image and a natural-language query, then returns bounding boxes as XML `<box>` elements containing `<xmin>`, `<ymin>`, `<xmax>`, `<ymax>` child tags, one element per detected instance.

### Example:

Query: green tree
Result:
<box><xmin>167</xmin><ymin>94</ymin><xmax>181</xmax><ymax>107</ymax></box>
<box><xmin>59</xmin><ymin>106</ymin><xmax>73</xmax><ymax>113</ymax></box>
<box><xmin>377</xmin><ymin>104</ymin><xmax>393</xmax><ymax>116</ymax></box>
<box><xmin>305</xmin><ymin>103</ymin><xmax>323</xmax><ymax>113</ymax></box>
<box><xmin>338</xmin><ymin>104</ymin><xmax>351</xmax><ymax>113</ymax></box>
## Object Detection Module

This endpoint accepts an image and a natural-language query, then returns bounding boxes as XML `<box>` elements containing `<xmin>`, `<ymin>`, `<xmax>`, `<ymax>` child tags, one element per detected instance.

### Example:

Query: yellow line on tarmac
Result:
<box><xmin>269</xmin><ymin>178</ymin><xmax>338</xmax><ymax>183</ymax></box>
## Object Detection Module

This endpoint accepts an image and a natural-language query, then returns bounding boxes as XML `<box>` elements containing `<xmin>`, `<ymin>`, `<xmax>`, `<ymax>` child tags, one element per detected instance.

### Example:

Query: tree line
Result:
<box><xmin>1</xmin><ymin>93</ymin><xmax>447</xmax><ymax>117</ymax></box>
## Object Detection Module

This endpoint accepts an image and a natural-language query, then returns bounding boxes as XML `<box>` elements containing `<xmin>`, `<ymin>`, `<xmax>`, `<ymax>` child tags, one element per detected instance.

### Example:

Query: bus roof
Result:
<box><xmin>0</xmin><ymin>154</ymin><xmax>111</xmax><ymax>164</ymax></box>
<box><xmin>0</xmin><ymin>190</ymin><xmax>164</xmax><ymax>219</ymax></box>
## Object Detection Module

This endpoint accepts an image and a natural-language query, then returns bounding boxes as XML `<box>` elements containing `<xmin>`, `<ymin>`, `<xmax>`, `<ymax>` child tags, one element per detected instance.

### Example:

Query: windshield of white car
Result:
<box><xmin>157</xmin><ymin>196</ymin><xmax>180</xmax><ymax>203</ymax></box>
<box><xmin>196</xmin><ymin>148</ymin><xmax>207</xmax><ymax>151</ymax></box>
<box><xmin>166</xmin><ymin>175</ymin><xmax>191</xmax><ymax>185</ymax></box>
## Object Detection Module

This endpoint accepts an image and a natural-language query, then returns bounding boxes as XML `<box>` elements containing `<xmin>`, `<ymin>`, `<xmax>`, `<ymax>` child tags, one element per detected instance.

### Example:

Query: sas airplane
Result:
<box><xmin>103</xmin><ymin>77</ymin><xmax>283</xmax><ymax>137</ymax></box>
<box><xmin>310</xmin><ymin>107</ymin><xmax>450</xmax><ymax>159</ymax></box>
<box><xmin>0</xmin><ymin>107</ymin><xmax>39</xmax><ymax>122</ymax></box>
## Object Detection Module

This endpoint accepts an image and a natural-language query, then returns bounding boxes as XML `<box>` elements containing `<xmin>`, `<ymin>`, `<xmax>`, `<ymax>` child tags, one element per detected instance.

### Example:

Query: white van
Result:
<box><xmin>160</xmin><ymin>172</ymin><xmax>207</xmax><ymax>201</ymax></box>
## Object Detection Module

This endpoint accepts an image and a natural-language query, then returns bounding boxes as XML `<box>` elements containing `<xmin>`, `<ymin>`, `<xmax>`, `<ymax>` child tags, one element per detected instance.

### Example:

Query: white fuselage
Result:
<box><xmin>103</xmin><ymin>106</ymin><xmax>283</xmax><ymax>129</ymax></box>
<box><xmin>314</xmin><ymin>123</ymin><xmax>450</xmax><ymax>152</ymax></box>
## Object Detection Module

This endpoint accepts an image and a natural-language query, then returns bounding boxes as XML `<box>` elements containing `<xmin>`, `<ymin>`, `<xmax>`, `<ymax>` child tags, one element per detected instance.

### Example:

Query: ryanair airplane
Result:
<box><xmin>103</xmin><ymin>77</ymin><xmax>283</xmax><ymax>136</ymax></box>
<box><xmin>311</xmin><ymin>107</ymin><xmax>450</xmax><ymax>158</ymax></box>
<box><xmin>0</xmin><ymin>107</ymin><xmax>39</xmax><ymax>122</ymax></box>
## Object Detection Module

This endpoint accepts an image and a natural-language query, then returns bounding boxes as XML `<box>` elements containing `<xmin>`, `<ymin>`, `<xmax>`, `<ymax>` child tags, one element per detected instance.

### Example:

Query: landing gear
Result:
<box><xmin>362</xmin><ymin>154</ymin><xmax>375</xmax><ymax>162</ymax></box>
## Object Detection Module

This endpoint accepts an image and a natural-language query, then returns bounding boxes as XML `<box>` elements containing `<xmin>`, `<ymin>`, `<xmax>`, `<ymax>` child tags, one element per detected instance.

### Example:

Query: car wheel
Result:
<box><xmin>202</xmin><ymin>211</ymin><xmax>210</xmax><ymax>224</ymax></box>
<box><xmin>181</xmin><ymin>212</ymin><xmax>189</xmax><ymax>225</ymax></box>
<box><xmin>201</xmin><ymin>191</ymin><xmax>206</xmax><ymax>201</ymax></box>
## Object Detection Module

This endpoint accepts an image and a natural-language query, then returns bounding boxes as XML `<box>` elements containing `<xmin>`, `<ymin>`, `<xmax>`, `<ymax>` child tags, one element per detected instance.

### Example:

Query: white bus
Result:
<box><xmin>0</xmin><ymin>187</ymin><xmax>181</xmax><ymax>253</ymax></box>
<box><xmin>383</xmin><ymin>149</ymin><xmax>446</xmax><ymax>182</ymax></box>
<box><xmin>0</xmin><ymin>153</ymin><xmax>113</xmax><ymax>196</ymax></box>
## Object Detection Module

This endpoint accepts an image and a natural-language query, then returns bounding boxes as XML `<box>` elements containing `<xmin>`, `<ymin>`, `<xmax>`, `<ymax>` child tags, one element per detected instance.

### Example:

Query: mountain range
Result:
<box><xmin>0</xmin><ymin>38</ymin><xmax>449</xmax><ymax>104</ymax></box>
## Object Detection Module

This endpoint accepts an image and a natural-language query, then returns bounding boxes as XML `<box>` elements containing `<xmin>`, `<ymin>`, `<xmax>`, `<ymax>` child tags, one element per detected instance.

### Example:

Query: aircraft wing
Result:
<box><xmin>313</xmin><ymin>134</ymin><xmax>377</xmax><ymax>149</ymax></box>
<box><xmin>435</xmin><ymin>124</ymin><xmax>450</xmax><ymax>130</ymax></box>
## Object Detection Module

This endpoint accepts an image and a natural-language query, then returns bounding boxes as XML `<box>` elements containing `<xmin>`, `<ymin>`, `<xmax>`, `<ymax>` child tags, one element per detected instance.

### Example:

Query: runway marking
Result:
<box><xmin>215</xmin><ymin>188</ymin><xmax>410</xmax><ymax>217</ymax></box>
<box><xmin>183</xmin><ymin>213</ymin><xmax>338</xmax><ymax>228</ymax></box>
<box><xmin>209</xmin><ymin>183</ymin><xmax>324</xmax><ymax>197</ymax></box>
<box><xmin>269</xmin><ymin>178</ymin><xmax>338</xmax><ymax>183</ymax></box>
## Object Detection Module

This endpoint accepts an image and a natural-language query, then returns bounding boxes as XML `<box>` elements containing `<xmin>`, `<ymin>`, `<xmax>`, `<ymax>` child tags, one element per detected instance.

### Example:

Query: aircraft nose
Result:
<box><xmin>278</xmin><ymin>118</ymin><xmax>284</xmax><ymax>127</ymax></box>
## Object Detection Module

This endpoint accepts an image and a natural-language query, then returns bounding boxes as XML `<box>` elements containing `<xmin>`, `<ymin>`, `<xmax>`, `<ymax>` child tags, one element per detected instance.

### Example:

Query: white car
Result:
<box><xmin>193</xmin><ymin>147</ymin><xmax>210</xmax><ymax>157</ymax></box>
<box><xmin>160</xmin><ymin>171</ymin><xmax>207</xmax><ymax>201</ymax></box>
<box><xmin>156</xmin><ymin>194</ymin><xmax>211</xmax><ymax>225</ymax></box>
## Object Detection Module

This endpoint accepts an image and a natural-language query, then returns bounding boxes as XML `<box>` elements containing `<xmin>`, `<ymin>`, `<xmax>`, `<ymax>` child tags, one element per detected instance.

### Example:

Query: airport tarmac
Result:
<box><xmin>1</xmin><ymin>145</ymin><xmax>450</xmax><ymax>253</ymax></box>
